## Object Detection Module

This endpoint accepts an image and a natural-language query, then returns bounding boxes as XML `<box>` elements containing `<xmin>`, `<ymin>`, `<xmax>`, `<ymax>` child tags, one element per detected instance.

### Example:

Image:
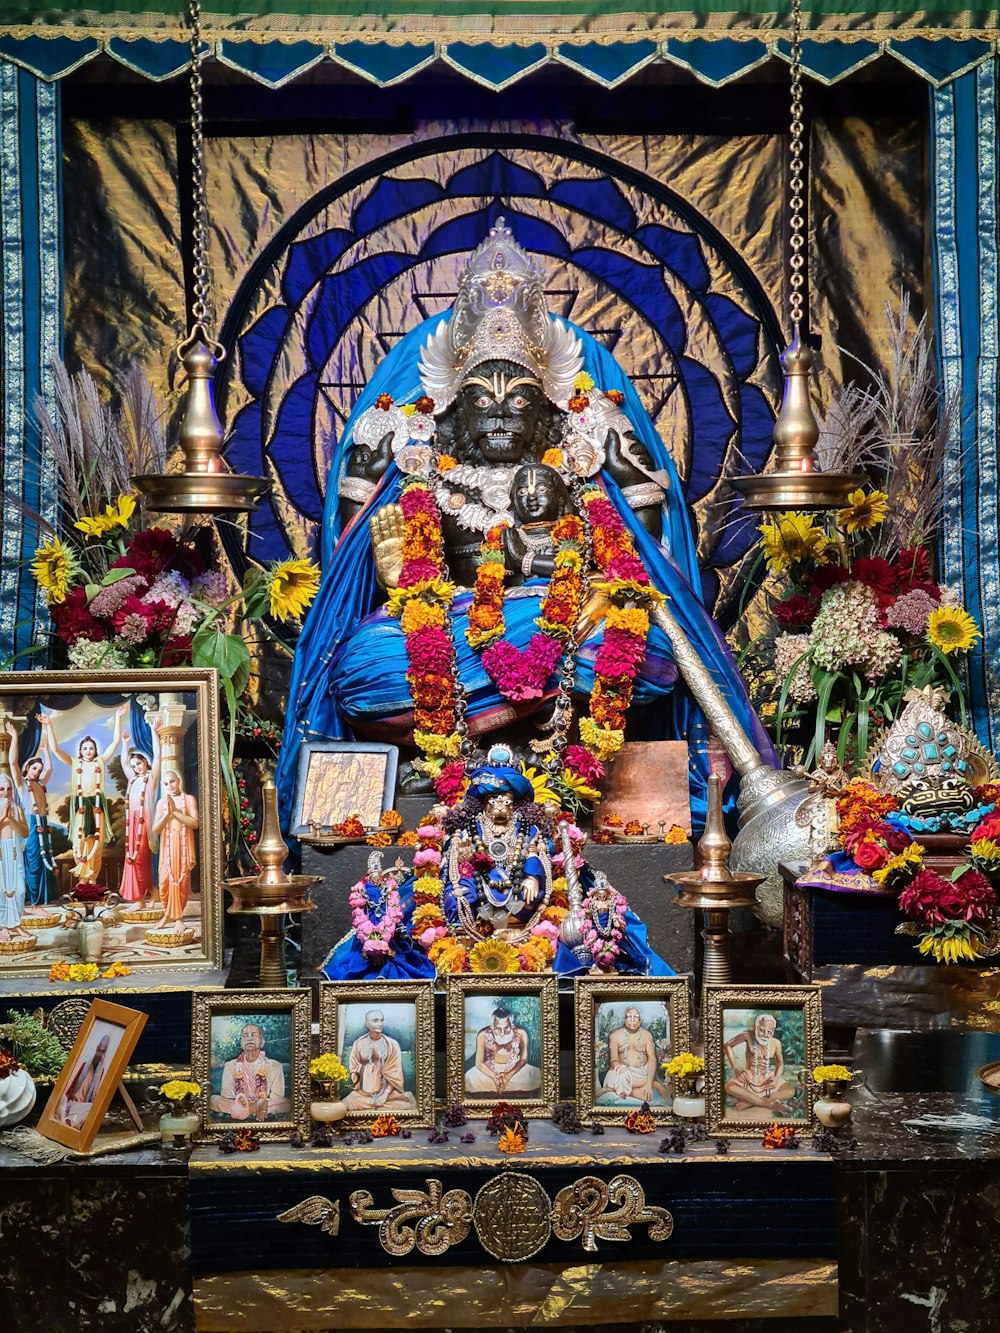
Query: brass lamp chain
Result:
<box><xmin>787</xmin><ymin>0</ymin><xmax>806</xmax><ymax>337</ymax></box>
<box><xmin>184</xmin><ymin>0</ymin><xmax>223</xmax><ymax>358</ymax></box>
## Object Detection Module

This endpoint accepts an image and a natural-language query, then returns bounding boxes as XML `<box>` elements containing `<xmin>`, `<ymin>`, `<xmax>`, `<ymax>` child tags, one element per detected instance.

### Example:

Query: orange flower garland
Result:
<box><xmin>467</xmin><ymin>525</ymin><xmax>506</xmax><ymax>649</ymax></box>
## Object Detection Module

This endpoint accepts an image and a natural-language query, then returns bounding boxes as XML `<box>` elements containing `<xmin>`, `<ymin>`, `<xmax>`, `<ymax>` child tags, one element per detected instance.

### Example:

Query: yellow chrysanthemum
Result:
<box><xmin>926</xmin><ymin>605</ymin><xmax>981</xmax><ymax>656</ymax></box>
<box><xmin>812</xmin><ymin>1064</ymin><xmax>853</xmax><ymax>1084</ymax></box>
<box><xmin>412</xmin><ymin>874</ymin><xmax>443</xmax><ymax>901</ymax></box>
<box><xmin>266</xmin><ymin>557</ymin><xmax>321</xmax><ymax>621</ymax></box>
<box><xmin>836</xmin><ymin>488</ymin><xmax>889</xmax><ymax>533</ymax></box>
<box><xmin>399</xmin><ymin>403</ymin><xmax>417</xmax><ymax>417</ymax></box>
<box><xmin>160</xmin><ymin>1079</ymin><xmax>201</xmax><ymax>1100</ymax></box>
<box><xmin>606</xmin><ymin>605</ymin><xmax>650</xmax><ymax>637</ymax></box>
<box><xmin>663</xmin><ymin>1052</ymin><xmax>704</xmax><ymax>1078</ymax></box>
<box><xmin>574</xmin><ymin>372</ymin><xmax>595</xmax><ymax>392</ymax></box>
<box><xmin>412</xmin><ymin>729</ymin><xmax>461</xmax><ymax>759</ymax></box>
<box><xmin>758</xmin><ymin>512</ymin><xmax>829</xmax><ymax>574</ymax></box>
<box><xmin>468</xmin><ymin>939</ymin><xmax>520</xmax><ymax>974</ymax></box>
<box><xmin>31</xmin><ymin>537</ymin><xmax>76</xmax><ymax>604</ymax></box>
<box><xmin>521</xmin><ymin>764</ymin><xmax>562</xmax><ymax>807</ymax></box>
<box><xmin>412</xmin><ymin>902</ymin><xmax>444</xmax><ymax>929</ymax></box>
<box><xmin>309</xmin><ymin>1053</ymin><xmax>348</xmax><ymax>1083</ymax></box>
<box><xmin>872</xmin><ymin>842</ymin><xmax>925</xmax><ymax>885</ymax></box>
<box><xmin>67</xmin><ymin>962</ymin><xmax>99</xmax><ymax>982</ymax></box>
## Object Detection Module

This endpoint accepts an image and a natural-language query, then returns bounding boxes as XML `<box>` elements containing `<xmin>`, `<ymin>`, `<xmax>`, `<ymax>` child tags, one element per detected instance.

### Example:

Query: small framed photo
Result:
<box><xmin>0</xmin><ymin>668</ymin><xmax>223</xmax><ymax>979</ymax></box>
<box><xmin>37</xmin><ymin>998</ymin><xmax>147</xmax><ymax>1152</ymax></box>
<box><xmin>291</xmin><ymin>740</ymin><xmax>399</xmax><ymax>837</ymax></box>
<box><xmin>704</xmin><ymin>984</ymin><xmax>823</xmax><ymax>1138</ymax></box>
<box><xmin>446</xmin><ymin>974</ymin><xmax>559</xmax><ymax>1118</ymax></box>
<box><xmin>319</xmin><ymin>980</ymin><xmax>435</xmax><ymax>1128</ymax></box>
<box><xmin>192</xmin><ymin>990</ymin><xmax>311</xmax><ymax>1141</ymax></box>
<box><xmin>575</xmin><ymin>976</ymin><xmax>692</xmax><ymax>1124</ymax></box>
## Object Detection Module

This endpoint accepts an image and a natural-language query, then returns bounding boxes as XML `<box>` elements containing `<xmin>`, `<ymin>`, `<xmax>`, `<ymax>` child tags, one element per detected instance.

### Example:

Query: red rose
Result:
<box><xmin>853</xmin><ymin>838</ymin><xmax>890</xmax><ymax>872</ymax></box>
<box><xmin>881</xmin><ymin>823</ymin><xmax>912</xmax><ymax>853</ymax></box>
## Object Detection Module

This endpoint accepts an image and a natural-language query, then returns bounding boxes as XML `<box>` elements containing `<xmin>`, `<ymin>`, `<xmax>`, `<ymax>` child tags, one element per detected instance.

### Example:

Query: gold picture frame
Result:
<box><xmin>575</xmin><ymin>975</ymin><xmax>692</xmax><ymax>1124</ymax></box>
<box><xmin>0</xmin><ymin>668</ymin><xmax>223</xmax><ymax>979</ymax></box>
<box><xmin>36</xmin><ymin>998</ymin><xmax>148</xmax><ymax>1152</ymax></box>
<box><xmin>319</xmin><ymin>980</ymin><xmax>435</xmax><ymax>1128</ymax></box>
<box><xmin>192</xmin><ymin>989</ymin><xmax>311</xmax><ymax>1141</ymax></box>
<box><xmin>703</xmin><ymin>984</ymin><xmax>823</xmax><ymax>1138</ymax></box>
<box><xmin>445</xmin><ymin>974</ymin><xmax>559</xmax><ymax>1118</ymax></box>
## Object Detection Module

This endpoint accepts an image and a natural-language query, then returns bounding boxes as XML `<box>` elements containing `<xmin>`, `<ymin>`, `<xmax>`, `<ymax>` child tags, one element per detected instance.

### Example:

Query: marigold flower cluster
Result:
<box><xmin>309</xmin><ymin>1053</ymin><xmax>348</xmax><ymax>1083</ymax></box>
<box><xmin>624</xmin><ymin>1105</ymin><xmax>657</xmax><ymax>1134</ymax></box>
<box><xmin>370</xmin><ymin>1114</ymin><xmax>402</xmax><ymax>1137</ymax></box>
<box><xmin>762</xmin><ymin>1123</ymin><xmax>799</xmax><ymax>1149</ymax></box>
<box><xmin>812</xmin><ymin>1065</ymin><xmax>853</xmax><ymax>1085</ymax></box>
<box><xmin>662</xmin><ymin>1052</ymin><xmax>704</xmax><ymax>1079</ymax></box>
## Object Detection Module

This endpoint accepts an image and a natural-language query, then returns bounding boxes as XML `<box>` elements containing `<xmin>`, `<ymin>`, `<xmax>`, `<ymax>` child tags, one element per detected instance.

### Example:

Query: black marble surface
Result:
<box><xmin>0</xmin><ymin>1147</ymin><xmax>192</xmax><ymax>1333</ymax></box>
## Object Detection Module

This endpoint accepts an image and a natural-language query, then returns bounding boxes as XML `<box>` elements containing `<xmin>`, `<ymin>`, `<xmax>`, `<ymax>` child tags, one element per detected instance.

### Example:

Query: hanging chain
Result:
<box><xmin>185</xmin><ymin>0</ymin><xmax>219</xmax><ymax>349</ymax></box>
<box><xmin>787</xmin><ymin>0</ymin><xmax>806</xmax><ymax>336</ymax></box>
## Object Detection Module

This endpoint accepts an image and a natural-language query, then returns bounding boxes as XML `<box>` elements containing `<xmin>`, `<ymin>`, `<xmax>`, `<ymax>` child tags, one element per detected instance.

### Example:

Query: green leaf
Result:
<box><xmin>100</xmin><ymin>566</ymin><xmax>137</xmax><ymax>585</ymax></box>
<box><xmin>191</xmin><ymin>627</ymin><xmax>251</xmax><ymax>699</ymax></box>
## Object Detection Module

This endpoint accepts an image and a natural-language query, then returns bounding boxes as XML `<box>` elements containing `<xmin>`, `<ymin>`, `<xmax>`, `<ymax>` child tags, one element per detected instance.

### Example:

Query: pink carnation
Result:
<box><xmin>604</xmin><ymin>552</ymin><xmax>648</xmax><ymax>583</ymax></box>
<box><xmin>482</xmin><ymin>633</ymin><xmax>561</xmax><ymax>701</ymax></box>
<box><xmin>564</xmin><ymin>745</ymin><xmax>604</xmax><ymax>786</ymax></box>
<box><xmin>594</xmin><ymin>627</ymin><xmax>646</xmax><ymax>679</ymax></box>
<box><xmin>404</xmin><ymin>624</ymin><xmax>453</xmax><ymax>673</ymax></box>
<box><xmin>400</xmin><ymin>487</ymin><xmax>440</xmax><ymax>520</ymax></box>
<box><xmin>399</xmin><ymin>558</ymin><xmax>442</xmax><ymax>587</ymax></box>
<box><xmin>586</xmin><ymin>497</ymin><xmax>624</xmax><ymax>533</ymax></box>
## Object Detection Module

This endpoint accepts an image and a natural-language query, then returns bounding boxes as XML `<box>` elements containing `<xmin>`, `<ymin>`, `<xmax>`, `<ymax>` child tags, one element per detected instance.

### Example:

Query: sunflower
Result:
<box><xmin>31</xmin><ymin>537</ymin><xmax>77</xmax><ymax>604</ymax></box>
<box><xmin>926</xmin><ymin>605</ymin><xmax>981</xmax><ymax>655</ymax></box>
<box><xmin>835</xmin><ymin>488</ymin><xmax>889</xmax><ymax>533</ymax></box>
<box><xmin>758</xmin><ymin>513</ymin><xmax>829</xmax><ymax>574</ymax></box>
<box><xmin>265</xmin><ymin>557</ymin><xmax>321</xmax><ymax>621</ymax></box>
<box><xmin>468</xmin><ymin>939</ymin><xmax>520</xmax><ymax>974</ymax></box>
<box><xmin>917</xmin><ymin>929</ymin><xmax>981</xmax><ymax>963</ymax></box>
<box><xmin>520</xmin><ymin>764</ymin><xmax>562</xmax><ymax>807</ymax></box>
<box><xmin>872</xmin><ymin>842</ymin><xmax>925</xmax><ymax>886</ymax></box>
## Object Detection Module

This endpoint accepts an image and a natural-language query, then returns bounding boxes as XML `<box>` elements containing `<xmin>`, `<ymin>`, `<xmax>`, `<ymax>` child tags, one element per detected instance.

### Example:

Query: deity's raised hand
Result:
<box><xmin>369</xmin><ymin>503</ymin><xmax>405</xmax><ymax>590</ymax></box>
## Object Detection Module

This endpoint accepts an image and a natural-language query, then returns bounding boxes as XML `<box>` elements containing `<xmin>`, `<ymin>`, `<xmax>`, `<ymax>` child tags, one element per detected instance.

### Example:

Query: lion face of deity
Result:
<box><xmin>484</xmin><ymin>792</ymin><xmax>515</xmax><ymax>825</ymax></box>
<box><xmin>452</xmin><ymin>360</ymin><xmax>549</xmax><ymax>464</ymax></box>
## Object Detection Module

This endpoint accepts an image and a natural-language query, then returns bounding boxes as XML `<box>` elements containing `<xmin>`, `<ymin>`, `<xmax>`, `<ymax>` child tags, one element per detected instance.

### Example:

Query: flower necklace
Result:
<box><xmin>582</xmin><ymin>878</ymin><xmax>628</xmax><ymax>969</ymax></box>
<box><xmin>468</xmin><ymin>512</ymin><xmax>588</xmax><ymax>711</ymax></box>
<box><xmin>349</xmin><ymin>875</ymin><xmax>403</xmax><ymax>959</ymax></box>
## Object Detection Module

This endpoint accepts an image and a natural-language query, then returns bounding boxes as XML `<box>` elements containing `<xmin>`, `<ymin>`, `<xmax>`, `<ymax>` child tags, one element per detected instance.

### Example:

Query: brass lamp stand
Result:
<box><xmin>223</xmin><ymin>773</ymin><xmax>319</xmax><ymax>988</ymax></box>
<box><xmin>666</xmin><ymin>774</ymin><xmax>764</xmax><ymax>990</ymax></box>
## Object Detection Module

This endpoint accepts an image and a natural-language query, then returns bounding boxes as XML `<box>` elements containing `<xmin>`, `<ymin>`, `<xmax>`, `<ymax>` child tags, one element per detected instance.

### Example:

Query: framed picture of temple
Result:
<box><xmin>445</xmin><ymin>974</ymin><xmax>559</xmax><ymax>1118</ymax></box>
<box><xmin>0</xmin><ymin>670</ymin><xmax>222</xmax><ymax>978</ymax></box>
<box><xmin>192</xmin><ymin>990</ymin><xmax>311</xmax><ymax>1141</ymax></box>
<box><xmin>290</xmin><ymin>740</ymin><xmax>399</xmax><ymax>837</ymax></box>
<box><xmin>36</xmin><ymin>998</ymin><xmax>147</xmax><ymax>1153</ymax></box>
<box><xmin>319</xmin><ymin>980</ymin><xmax>435</xmax><ymax>1128</ymax></box>
<box><xmin>575</xmin><ymin>976</ymin><xmax>692</xmax><ymax>1124</ymax></box>
<box><xmin>703</xmin><ymin>984</ymin><xmax>823</xmax><ymax>1138</ymax></box>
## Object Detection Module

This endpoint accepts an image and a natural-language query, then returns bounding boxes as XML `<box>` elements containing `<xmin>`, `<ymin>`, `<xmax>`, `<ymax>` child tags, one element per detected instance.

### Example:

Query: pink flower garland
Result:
<box><xmin>480</xmin><ymin>633</ymin><xmax>563</xmax><ymax>701</ymax></box>
<box><xmin>349</xmin><ymin>876</ymin><xmax>403</xmax><ymax>958</ymax></box>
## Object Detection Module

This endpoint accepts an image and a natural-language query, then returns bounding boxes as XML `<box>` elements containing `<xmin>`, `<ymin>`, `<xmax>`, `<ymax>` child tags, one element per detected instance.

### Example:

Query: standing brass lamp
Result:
<box><xmin>223</xmin><ymin>774</ymin><xmax>319</xmax><ymax>988</ymax></box>
<box><xmin>133</xmin><ymin>0</ymin><xmax>268</xmax><ymax>513</ymax></box>
<box><xmin>730</xmin><ymin>0</ymin><xmax>863</xmax><ymax>512</ymax></box>
<box><xmin>666</xmin><ymin>774</ymin><xmax>763</xmax><ymax>990</ymax></box>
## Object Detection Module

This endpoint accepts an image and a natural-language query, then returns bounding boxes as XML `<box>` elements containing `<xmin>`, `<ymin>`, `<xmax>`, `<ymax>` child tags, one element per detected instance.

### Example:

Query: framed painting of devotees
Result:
<box><xmin>704</xmin><ymin>985</ymin><xmax>823</xmax><ymax>1138</ymax></box>
<box><xmin>575</xmin><ymin>976</ymin><xmax>692</xmax><ymax>1125</ymax></box>
<box><xmin>0</xmin><ymin>670</ymin><xmax>222</xmax><ymax>978</ymax></box>
<box><xmin>446</xmin><ymin>974</ymin><xmax>559</xmax><ymax>1118</ymax></box>
<box><xmin>319</xmin><ymin>980</ymin><xmax>435</xmax><ymax>1128</ymax></box>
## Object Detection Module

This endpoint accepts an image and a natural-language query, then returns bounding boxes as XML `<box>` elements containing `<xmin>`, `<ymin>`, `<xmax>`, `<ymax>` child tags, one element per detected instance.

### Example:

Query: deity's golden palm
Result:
<box><xmin>369</xmin><ymin>504</ymin><xmax>405</xmax><ymax>589</ymax></box>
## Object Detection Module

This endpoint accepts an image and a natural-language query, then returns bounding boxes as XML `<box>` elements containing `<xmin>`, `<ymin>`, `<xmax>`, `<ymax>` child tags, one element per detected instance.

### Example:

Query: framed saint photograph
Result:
<box><xmin>37</xmin><ymin>998</ymin><xmax>147</xmax><ymax>1152</ymax></box>
<box><xmin>319</xmin><ymin>980</ymin><xmax>435</xmax><ymax>1128</ymax></box>
<box><xmin>704</xmin><ymin>984</ymin><xmax>823</xmax><ymax>1138</ymax></box>
<box><xmin>445</xmin><ymin>974</ymin><xmax>558</xmax><ymax>1118</ymax></box>
<box><xmin>0</xmin><ymin>669</ymin><xmax>222</xmax><ymax>979</ymax></box>
<box><xmin>192</xmin><ymin>990</ymin><xmax>311</xmax><ymax>1141</ymax></box>
<box><xmin>291</xmin><ymin>740</ymin><xmax>399</xmax><ymax>837</ymax></box>
<box><xmin>575</xmin><ymin>976</ymin><xmax>692</xmax><ymax>1124</ymax></box>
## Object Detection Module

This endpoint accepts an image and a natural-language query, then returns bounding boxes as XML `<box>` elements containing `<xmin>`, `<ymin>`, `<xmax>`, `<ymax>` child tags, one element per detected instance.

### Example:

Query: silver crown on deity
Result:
<box><xmin>418</xmin><ymin>218</ymin><xmax>583</xmax><ymax>411</ymax></box>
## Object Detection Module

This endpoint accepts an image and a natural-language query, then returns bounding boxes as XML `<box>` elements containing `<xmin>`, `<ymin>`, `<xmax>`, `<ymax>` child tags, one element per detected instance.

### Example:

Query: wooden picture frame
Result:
<box><xmin>704</xmin><ymin>984</ymin><xmax>823</xmax><ymax>1138</ymax></box>
<box><xmin>445</xmin><ymin>974</ymin><xmax>559</xmax><ymax>1118</ymax></box>
<box><xmin>36</xmin><ymin>998</ymin><xmax>148</xmax><ymax>1152</ymax></box>
<box><xmin>192</xmin><ymin>990</ymin><xmax>311</xmax><ymax>1141</ymax></box>
<box><xmin>0</xmin><ymin>668</ymin><xmax>223</xmax><ymax>979</ymax></box>
<box><xmin>319</xmin><ymin>980</ymin><xmax>435</xmax><ymax>1128</ymax></box>
<box><xmin>574</xmin><ymin>975</ymin><xmax>692</xmax><ymax>1124</ymax></box>
<box><xmin>291</xmin><ymin>740</ymin><xmax>399</xmax><ymax>838</ymax></box>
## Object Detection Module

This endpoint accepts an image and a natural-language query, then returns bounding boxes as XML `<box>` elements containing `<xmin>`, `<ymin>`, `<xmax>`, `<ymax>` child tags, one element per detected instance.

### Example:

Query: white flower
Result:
<box><xmin>408</xmin><ymin>413</ymin><xmax>436</xmax><ymax>442</ymax></box>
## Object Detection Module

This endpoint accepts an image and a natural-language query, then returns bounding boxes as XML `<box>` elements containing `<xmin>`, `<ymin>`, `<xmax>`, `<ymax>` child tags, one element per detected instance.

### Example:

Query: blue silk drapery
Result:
<box><xmin>277</xmin><ymin>311</ymin><xmax>775</xmax><ymax>832</ymax></box>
